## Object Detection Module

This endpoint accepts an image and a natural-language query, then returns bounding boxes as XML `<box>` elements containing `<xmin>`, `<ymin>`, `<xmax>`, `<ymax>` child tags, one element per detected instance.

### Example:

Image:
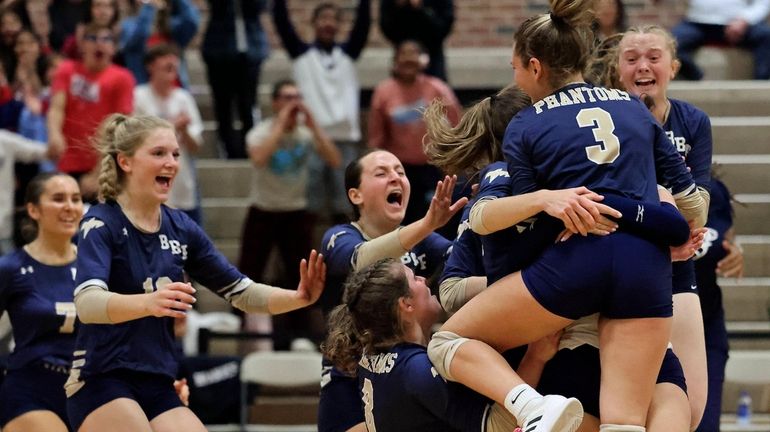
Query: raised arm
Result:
<box><xmin>271</xmin><ymin>0</ymin><xmax>309</xmax><ymax>59</ymax></box>
<box><xmin>342</xmin><ymin>0</ymin><xmax>371</xmax><ymax>60</ymax></box>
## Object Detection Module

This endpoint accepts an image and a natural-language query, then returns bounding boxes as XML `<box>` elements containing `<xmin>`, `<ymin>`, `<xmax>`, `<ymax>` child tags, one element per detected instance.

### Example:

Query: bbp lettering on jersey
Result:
<box><xmin>159</xmin><ymin>234</ymin><xmax>188</xmax><ymax>260</ymax></box>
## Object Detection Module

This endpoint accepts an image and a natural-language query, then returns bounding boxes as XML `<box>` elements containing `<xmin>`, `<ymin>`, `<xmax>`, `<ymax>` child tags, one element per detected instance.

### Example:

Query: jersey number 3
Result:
<box><xmin>577</xmin><ymin>107</ymin><xmax>621</xmax><ymax>165</ymax></box>
<box><xmin>363</xmin><ymin>377</ymin><xmax>377</xmax><ymax>432</ymax></box>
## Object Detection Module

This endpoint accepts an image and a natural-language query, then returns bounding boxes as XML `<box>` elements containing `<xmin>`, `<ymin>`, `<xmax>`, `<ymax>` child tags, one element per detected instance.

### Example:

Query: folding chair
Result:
<box><xmin>240</xmin><ymin>351</ymin><xmax>323</xmax><ymax>432</ymax></box>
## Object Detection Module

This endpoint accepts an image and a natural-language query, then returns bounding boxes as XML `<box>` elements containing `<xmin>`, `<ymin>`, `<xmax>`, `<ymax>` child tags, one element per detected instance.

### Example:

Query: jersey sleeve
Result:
<box><xmin>687</xmin><ymin>109</ymin><xmax>713</xmax><ymax>191</ymax></box>
<box><xmin>421</xmin><ymin>233</ymin><xmax>453</xmax><ymax>269</ymax></box>
<box><xmin>440</xmin><ymin>203</ymin><xmax>483</xmax><ymax>282</ymax></box>
<box><xmin>74</xmin><ymin>216</ymin><xmax>114</xmax><ymax>295</ymax></box>
<box><xmin>652</xmin><ymin>121</ymin><xmax>696</xmax><ymax>197</ymax></box>
<box><xmin>321</xmin><ymin>225</ymin><xmax>365</xmax><ymax>277</ymax></box>
<box><xmin>503</xmin><ymin>115</ymin><xmax>538</xmax><ymax>195</ymax></box>
<box><xmin>478</xmin><ymin>161</ymin><xmax>513</xmax><ymax>199</ymax></box>
<box><xmin>601</xmin><ymin>194</ymin><xmax>690</xmax><ymax>246</ymax></box>
<box><xmin>184</xmin><ymin>215</ymin><xmax>249</xmax><ymax>299</ymax></box>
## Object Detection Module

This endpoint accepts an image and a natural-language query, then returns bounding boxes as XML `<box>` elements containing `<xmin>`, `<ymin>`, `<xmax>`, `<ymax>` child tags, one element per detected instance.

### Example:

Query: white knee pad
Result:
<box><xmin>600</xmin><ymin>424</ymin><xmax>646</xmax><ymax>432</ymax></box>
<box><xmin>427</xmin><ymin>330</ymin><xmax>469</xmax><ymax>382</ymax></box>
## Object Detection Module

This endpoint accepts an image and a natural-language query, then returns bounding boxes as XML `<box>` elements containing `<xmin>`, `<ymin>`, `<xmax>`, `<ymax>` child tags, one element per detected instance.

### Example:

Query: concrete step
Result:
<box><xmin>722</xmin><ymin>278</ymin><xmax>770</xmax><ymax>322</ymax></box>
<box><xmin>712</xmin><ymin>118</ymin><xmax>770</xmax><ymax>155</ymax></box>
<box><xmin>737</xmin><ymin>236</ymin><xmax>770</xmax><ymax>279</ymax></box>
<box><xmin>668</xmin><ymin>81</ymin><xmax>770</xmax><ymax>117</ymax></box>
<box><xmin>734</xmin><ymin>196</ymin><xmax>770</xmax><ymax>235</ymax></box>
<box><xmin>714</xmin><ymin>155</ymin><xmax>770</xmax><ymax>194</ymax></box>
<box><xmin>197</xmin><ymin>159</ymin><xmax>252</xmax><ymax>199</ymax></box>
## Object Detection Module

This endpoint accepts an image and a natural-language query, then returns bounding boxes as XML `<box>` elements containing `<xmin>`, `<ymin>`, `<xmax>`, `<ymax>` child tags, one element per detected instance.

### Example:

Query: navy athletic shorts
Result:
<box><xmin>672</xmin><ymin>259</ymin><xmax>698</xmax><ymax>295</ymax></box>
<box><xmin>0</xmin><ymin>362</ymin><xmax>71</xmax><ymax>429</ymax></box>
<box><xmin>522</xmin><ymin>233</ymin><xmax>673</xmax><ymax>319</ymax></box>
<box><xmin>538</xmin><ymin>346</ymin><xmax>686</xmax><ymax>419</ymax></box>
<box><xmin>66</xmin><ymin>368</ymin><xmax>182</xmax><ymax>431</ymax></box>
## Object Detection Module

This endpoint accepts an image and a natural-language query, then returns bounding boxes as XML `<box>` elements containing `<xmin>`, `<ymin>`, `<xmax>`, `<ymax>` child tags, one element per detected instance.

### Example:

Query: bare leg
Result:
<box><xmin>149</xmin><ymin>407</ymin><xmax>207</xmax><ymax>432</ymax></box>
<box><xmin>4</xmin><ymin>410</ymin><xmax>69</xmax><ymax>432</ymax></box>
<box><xmin>671</xmin><ymin>293</ymin><xmax>707</xmax><ymax>430</ymax></box>
<box><xmin>577</xmin><ymin>413</ymin><xmax>601</xmax><ymax>432</ymax></box>
<box><xmin>78</xmin><ymin>398</ymin><xmax>153</xmax><ymax>432</ymax></box>
<box><xmin>440</xmin><ymin>272</ymin><xmax>572</xmax><ymax>404</ymax></box>
<box><xmin>647</xmin><ymin>383</ymin><xmax>690</xmax><ymax>432</ymax></box>
<box><xmin>598</xmin><ymin>317</ymin><xmax>672</xmax><ymax>427</ymax></box>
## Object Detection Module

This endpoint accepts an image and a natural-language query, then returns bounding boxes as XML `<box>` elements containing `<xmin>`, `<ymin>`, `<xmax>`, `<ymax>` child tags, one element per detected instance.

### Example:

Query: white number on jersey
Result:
<box><xmin>142</xmin><ymin>276</ymin><xmax>173</xmax><ymax>293</ymax></box>
<box><xmin>362</xmin><ymin>377</ymin><xmax>377</xmax><ymax>432</ymax></box>
<box><xmin>55</xmin><ymin>302</ymin><xmax>77</xmax><ymax>333</ymax></box>
<box><xmin>576</xmin><ymin>107</ymin><xmax>621</xmax><ymax>165</ymax></box>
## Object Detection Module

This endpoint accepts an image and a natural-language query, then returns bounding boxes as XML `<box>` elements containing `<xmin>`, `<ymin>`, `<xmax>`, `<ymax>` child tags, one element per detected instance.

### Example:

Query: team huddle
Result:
<box><xmin>0</xmin><ymin>0</ymin><xmax>729</xmax><ymax>431</ymax></box>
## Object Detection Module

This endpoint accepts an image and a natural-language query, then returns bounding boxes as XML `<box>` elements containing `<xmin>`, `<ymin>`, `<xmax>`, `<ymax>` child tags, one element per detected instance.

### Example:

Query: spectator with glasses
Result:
<box><xmin>47</xmin><ymin>23</ymin><xmax>134</xmax><ymax>201</ymax></box>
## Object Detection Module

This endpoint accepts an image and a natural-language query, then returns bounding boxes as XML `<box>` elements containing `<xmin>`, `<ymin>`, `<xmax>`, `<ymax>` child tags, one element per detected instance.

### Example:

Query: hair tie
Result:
<box><xmin>549</xmin><ymin>11</ymin><xmax>564</xmax><ymax>25</ymax></box>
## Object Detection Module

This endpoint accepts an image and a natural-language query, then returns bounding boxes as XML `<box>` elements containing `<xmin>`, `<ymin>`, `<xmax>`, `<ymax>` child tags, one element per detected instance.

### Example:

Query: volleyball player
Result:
<box><xmin>65</xmin><ymin>114</ymin><xmax>326</xmax><ymax>432</ymax></box>
<box><xmin>0</xmin><ymin>173</ymin><xmax>82</xmax><ymax>432</ymax></box>
<box><xmin>317</xmin><ymin>149</ymin><xmax>466</xmax><ymax>432</ymax></box>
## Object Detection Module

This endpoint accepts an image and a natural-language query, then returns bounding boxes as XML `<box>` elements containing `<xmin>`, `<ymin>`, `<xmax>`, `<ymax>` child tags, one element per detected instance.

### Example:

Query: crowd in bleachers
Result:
<box><xmin>0</xmin><ymin>0</ymin><xmax>768</xmax><ymax>430</ymax></box>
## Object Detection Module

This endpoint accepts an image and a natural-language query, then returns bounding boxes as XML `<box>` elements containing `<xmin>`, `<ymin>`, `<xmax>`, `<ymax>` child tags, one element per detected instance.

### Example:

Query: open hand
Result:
<box><xmin>295</xmin><ymin>250</ymin><xmax>326</xmax><ymax>307</ymax></box>
<box><xmin>424</xmin><ymin>175</ymin><xmax>469</xmax><ymax>231</ymax></box>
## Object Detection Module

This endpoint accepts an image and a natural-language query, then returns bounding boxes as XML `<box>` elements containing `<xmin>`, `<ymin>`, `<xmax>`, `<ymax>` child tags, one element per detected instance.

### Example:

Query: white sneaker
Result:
<box><xmin>520</xmin><ymin>395</ymin><xmax>583</xmax><ymax>432</ymax></box>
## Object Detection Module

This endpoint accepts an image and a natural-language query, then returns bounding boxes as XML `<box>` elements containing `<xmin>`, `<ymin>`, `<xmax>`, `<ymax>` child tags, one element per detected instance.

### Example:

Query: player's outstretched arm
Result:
<box><xmin>230</xmin><ymin>250</ymin><xmax>326</xmax><ymax>315</ymax></box>
<box><xmin>401</xmin><ymin>175</ymin><xmax>467</xmax><ymax>247</ymax></box>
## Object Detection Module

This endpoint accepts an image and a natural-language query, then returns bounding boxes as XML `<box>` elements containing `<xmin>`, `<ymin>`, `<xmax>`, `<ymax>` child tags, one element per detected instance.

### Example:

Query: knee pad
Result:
<box><xmin>427</xmin><ymin>330</ymin><xmax>469</xmax><ymax>382</ymax></box>
<box><xmin>600</xmin><ymin>424</ymin><xmax>645</xmax><ymax>432</ymax></box>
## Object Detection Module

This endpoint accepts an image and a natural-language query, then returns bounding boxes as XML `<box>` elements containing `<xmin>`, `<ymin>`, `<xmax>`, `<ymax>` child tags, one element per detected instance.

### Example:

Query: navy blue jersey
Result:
<box><xmin>663</xmin><ymin>99</ymin><xmax>713</xmax><ymax>190</ymax></box>
<box><xmin>0</xmin><ymin>249</ymin><xmax>77</xmax><ymax>369</ymax></box>
<box><xmin>440</xmin><ymin>201</ymin><xmax>484</xmax><ymax>282</ymax></box>
<box><xmin>474</xmin><ymin>162</ymin><xmax>563</xmax><ymax>285</ymax></box>
<box><xmin>695</xmin><ymin>179</ymin><xmax>733</xmax><ymax>321</ymax></box>
<box><xmin>319</xmin><ymin>223</ymin><xmax>452</xmax><ymax>313</ymax></box>
<box><xmin>504</xmin><ymin>84</ymin><xmax>694</xmax><ymax>203</ymax></box>
<box><xmin>72</xmin><ymin>201</ymin><xmax>248</xmax><ymax>380</ymax></box>
<box><xmin>477</xmin><ymin>162</ymin><xmax>690</xmax><ymax>285</ymax></box>
<box><xmin>358</xmin><ymin>343</ymin><xmax>491</xmax><ymax>432</ymax></box>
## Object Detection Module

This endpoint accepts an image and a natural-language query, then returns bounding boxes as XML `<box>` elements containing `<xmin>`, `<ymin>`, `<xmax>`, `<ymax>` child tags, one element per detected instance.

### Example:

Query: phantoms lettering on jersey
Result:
<box><xmin>531</xmin><ymin>86</ymin><xmax>631</xmax><ymax>114</ymax></box>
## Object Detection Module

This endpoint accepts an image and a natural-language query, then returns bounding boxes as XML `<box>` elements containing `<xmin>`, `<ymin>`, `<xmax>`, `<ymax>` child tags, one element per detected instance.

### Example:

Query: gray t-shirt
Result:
<box><xmin>246</xmin><ymin>119</ymin><xmax>315</xmax><ymax>211</ymax></box>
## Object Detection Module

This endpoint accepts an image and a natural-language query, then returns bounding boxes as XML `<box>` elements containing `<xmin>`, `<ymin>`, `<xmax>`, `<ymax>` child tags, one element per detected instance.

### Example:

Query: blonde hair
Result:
<box><xmin>586</xmin><ymin>32</ymin><xmax>625</xmax><ymax>89</ymax></box>
<box><xmin>95</xmin><ymin>114</ymin><xmax>173</xmax><ymax>201</ymax></box>
<box><xmin>514</xmin><ymin>0</ymin><xmax>595</xmax><ymax>88</ymax></box>
<box><xmin>423</xmin><ymin>85</ymin><xmax>531</xmax><ymax>177</ymax></box>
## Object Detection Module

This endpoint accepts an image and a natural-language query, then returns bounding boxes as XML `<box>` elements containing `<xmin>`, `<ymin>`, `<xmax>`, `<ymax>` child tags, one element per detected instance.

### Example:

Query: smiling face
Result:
<box><xmin>401</xmin><ymin>265</ymin><xmax>442</xmax><ymax>333</ymax></box>
<box><xmin>27</xmin><ymin>175</ymin><xmax>84</xmax><ymax>239</ymax></box>
<box><xmin>349</xmin><ymin>151</ymin><xmax>410</xmax><ymax>229</ymax></box>
<box><xmin>117</xmin><ymin>127</ymin><xmax>179</xmax><ymax>204</ymax></box>
<box><xmin>618</xmin><ymin>32</ymin><xmax>677</xmax><ymax>104</ymax></box>
<box><xmin>393</xmin><ymin>41</ymin><xmax>425</xmax><ymax>82</ymax></box>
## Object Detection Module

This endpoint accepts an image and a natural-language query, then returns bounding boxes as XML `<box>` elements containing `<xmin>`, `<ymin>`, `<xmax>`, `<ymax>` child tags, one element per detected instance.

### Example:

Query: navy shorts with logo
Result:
<box><xmin>523</xmin><ymin>233</ymin><xmax>673</xmax><ymax>320</ymax></box>
<box><xmin>672</xmin><ymin>259</ymin><xmax>698</xmax><ymax>295</ymax></box>
<box><xmin>66</xmin><ymin>369</ymin><xmax>182</xmax><ymax>432</ymax></box>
